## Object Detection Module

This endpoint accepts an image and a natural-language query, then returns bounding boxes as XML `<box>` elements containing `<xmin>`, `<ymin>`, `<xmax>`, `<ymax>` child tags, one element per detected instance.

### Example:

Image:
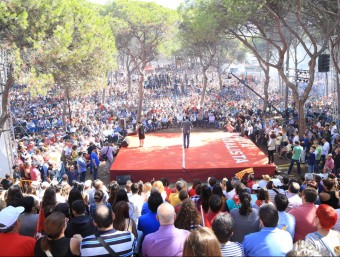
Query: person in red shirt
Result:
<box><xmin>289</xmin><ymin>187</ymin><xmax>318</xmax><ymax>242</ymax></box>
<box><xmin>0</xmin><ymin>206</ymin><xmax>36</xmax><ymax>256</ymax></box>
<box><xmin>29</xmin><ymin>162</ymin><xmax>41</xmax><ymax>182</ymax></box>
<box><xmin>246</xmin><ymin>174</ymin><xmax>256</xmax><ymax>191</ymax></box>
<box><xmin>188</xmin><ymin>179</ymin><xmax>201</xmax><ymax>197</ymax></box>
<box><xmin>206</xmin><ymin>194</ymin><xmax>224</xmax><ymax>224</ymax></box>
<box><xmin>160</xmin><ymin>177</ymin><xmax>173</xmax><ymax>199</ymax></box>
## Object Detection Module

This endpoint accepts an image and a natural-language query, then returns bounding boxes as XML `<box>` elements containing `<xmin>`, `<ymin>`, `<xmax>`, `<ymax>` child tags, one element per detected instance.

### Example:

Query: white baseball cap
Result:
<box><xmin>0</xmin><ymin>206</ymin><xmax>24</xmax><ymax>230</ymax></box>
<box><xmin>252</xmin><ymin>184</ymin><xmax>260</xmax><ymax>191</ymax></box>
<box><xmin>271</xmin><ymin>178</ymin><xmax>283</xmax><ymax>187</ymax></box>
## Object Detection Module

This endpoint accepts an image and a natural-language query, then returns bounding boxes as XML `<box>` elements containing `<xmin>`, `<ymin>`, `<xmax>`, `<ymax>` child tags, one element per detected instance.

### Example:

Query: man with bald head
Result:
<box><xmin>80</xmin><ymin>205</ymin><xmax>135</xmax><ymax>256</ymax></box>
<box><xmin>142</xmin><ymin>202</ymin><xmax>189</xmax><ymax>257</ymax></box>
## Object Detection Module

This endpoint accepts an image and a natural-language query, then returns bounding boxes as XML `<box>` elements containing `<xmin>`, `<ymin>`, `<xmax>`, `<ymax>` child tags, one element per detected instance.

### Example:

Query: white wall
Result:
<box><xmin>0</xmin><ymin>129</ymin><xmax>12</xmax><ymax>178</ymax></box>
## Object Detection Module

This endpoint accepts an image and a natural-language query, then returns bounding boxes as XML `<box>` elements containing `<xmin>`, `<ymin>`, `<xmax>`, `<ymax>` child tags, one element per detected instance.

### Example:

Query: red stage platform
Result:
<box><xmin>110</xmin><ymin>132</ymin><xmax>275</xmax><ymax>182</ymax></box>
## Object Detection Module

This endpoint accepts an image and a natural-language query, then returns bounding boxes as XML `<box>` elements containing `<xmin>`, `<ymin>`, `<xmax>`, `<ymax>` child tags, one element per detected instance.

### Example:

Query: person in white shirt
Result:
<box><xmin>128</xmin><ymin>183</ymin><xmax>144</xmax><ymax>223</ymax></box>
<box><xmin>285</xmin><ymin>182</ymin><xmax>302</xmax><ymax>212</ymax></box>
<box><xmin>331</xmin><ymin>121</ymin><xmax>337</xmax><ymax>135</ymax></box>
<box><xmin>292</xmin><ymin>132</ymin><xmax>300</xmax><ymax>145</ymax></box>
<box><xmin>321</xmin><ymin>138</ymin><xmax>330</xmax><ymax>169</ymax></box>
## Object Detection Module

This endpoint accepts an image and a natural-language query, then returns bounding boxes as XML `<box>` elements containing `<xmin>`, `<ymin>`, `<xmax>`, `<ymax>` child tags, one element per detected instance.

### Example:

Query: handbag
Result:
<box><xmin>95</xmin><ymin>232</ymin><xmax>119</xmax><ymax>257</ymax></box>
<box><xmin>100</xmin><ymin>147</ymin><xmax>110</xmax><ymax>161</ymax></box>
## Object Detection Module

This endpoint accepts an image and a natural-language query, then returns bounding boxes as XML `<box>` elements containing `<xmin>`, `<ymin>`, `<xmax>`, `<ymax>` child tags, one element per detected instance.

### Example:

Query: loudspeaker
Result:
<box><xmin>120</xmin><ymin>118</ymin><xmax>126</xmax><ymax>129</ymax></box>
<box><xmin>318</xmin><ymin>54</ymin><xmax>330</xmax><ymax>72</ymax></box>
<box><xmin>120</xmin><ymin>137</ymin><xmax>130</xmax><ymax>147</ymax></box>
<box><xmin>116</xmin><ymin>175</ymin><xmax>131</xmax><ymax>185</ymax></box>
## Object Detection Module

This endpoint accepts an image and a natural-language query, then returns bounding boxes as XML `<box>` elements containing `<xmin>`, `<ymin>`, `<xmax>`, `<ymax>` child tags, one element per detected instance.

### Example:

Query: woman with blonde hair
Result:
<box><xmin>142</xmin><ymin>182</ymin><xmax>152</xmax><ymax>202</ymax></box>
<box><xmin>182</xmin><ymin>227</ymin><xmax>222</xmax><ymax>256</ymax></box>
<box><xmin>152</xmin><ymin>180</ymin><xmax>167</xmax><ymax>201</ymax></box>
<box><xmin>34</xmin><ymin>212</ymin><xmax>81</xmax><ymax>256</ymax></box>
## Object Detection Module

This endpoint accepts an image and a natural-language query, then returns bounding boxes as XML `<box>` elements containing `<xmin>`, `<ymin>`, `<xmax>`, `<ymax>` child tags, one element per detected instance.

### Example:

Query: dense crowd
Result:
<box><xmin>0</xmin><ymin>173</ymin><xmax>340</xmax><ymax>256</ymax></box>
<box><xmin>1</xmin><ymin>65</ymin><xmax>339</xmax><ymax>256</ymax></box>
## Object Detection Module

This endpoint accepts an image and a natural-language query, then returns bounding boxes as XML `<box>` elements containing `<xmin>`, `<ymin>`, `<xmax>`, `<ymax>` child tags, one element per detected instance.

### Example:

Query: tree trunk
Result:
<box><xmin>0</xmin><ymin>75</ymin><xmax>14</xmax><ymax>137</ymax></box>
<box><xmin>127</xmin><ymin>69</ymin><xmax>132</xmax><ymax>93</ymax></box>
<box><xmin>337</xmin><ymin>73</ymin><xmax>340</xmax><ymax>123</ymax></box>
<box><xmin>200</xmin><ymin>68</ymin><xmax>208</xmax><ymax>107</ymax></box>
<box><xmin>218</xmin><ymin>70</ymin><xmax>223</xmax><ymax>91</ymax></box>
<box><xmin>285</xmin><ymin>83</ymin><xmax>289</xmax><ymax>112</ymax></box>
<box><xmin>62</xmin><ymin>90</ymin><xmax>67</xmax><ymax>130</ymax></box>
<box><xmin>297</xmin><ymin>100</ymin><xmax>305</xmax><ymax>137</ymax></box>
<box><xmin>137</xmin><ymin>69</ymin><xmax>145</xmax><ymax>122</ymax></box>
<box><xmin>102</xmin><ymin>87</ymin><xmax>106</xmax><ymax>104</ymax></box>
<box><xmin>67</xmin><ymin>93</ymin><xmax>72</xmax><ymax>128</ymax></box>
<box><xmin>262</xmin><ymin>70</ymin><xmax>270</xmax><ymax>114</ymax></box>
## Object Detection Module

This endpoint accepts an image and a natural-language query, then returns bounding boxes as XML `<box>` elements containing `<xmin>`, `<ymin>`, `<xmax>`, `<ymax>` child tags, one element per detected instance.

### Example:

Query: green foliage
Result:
<box><xmin>0</xmin><ymin>0</ymin><xmax>116</xmax><ymax>96</ymax></box>
<box><xmin>107</xmin><ymin>0</ymin><xmax>177</xmax><ymax>67</ymax></box>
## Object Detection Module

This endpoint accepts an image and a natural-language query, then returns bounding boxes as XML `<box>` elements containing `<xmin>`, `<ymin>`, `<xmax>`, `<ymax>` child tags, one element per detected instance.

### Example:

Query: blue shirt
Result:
<box><xmin>90</xmin><ymin>152</ymin><xmax>99</xmax><ymax>168</ymax></box>
<box><xmin>277</xmin><ymin>211</ymin><xmax>296</xmax><ymax>239</ymax></box>
<box><xmin>141</xmin><ymin>202</ymin><xmax>150</xmax><ymax>215</ymax></box>
<box><xmin>137</xmin><ymin>212</ymin><xmax>160</xmax><ymax>237</ymax></box>
<box><xmin>243</xmin><ymin>227</ymin><xmax>293</xmax><ymax>257</ymax></box>
<box><xmin>66</xmin><ymin>170</ymin><xmax>79</xmax><ymax>185</ymax></box>
<box><xmin>77</xmin><ymin>157</ymin><xmax>87</xmax><ymax>173</ymax></box>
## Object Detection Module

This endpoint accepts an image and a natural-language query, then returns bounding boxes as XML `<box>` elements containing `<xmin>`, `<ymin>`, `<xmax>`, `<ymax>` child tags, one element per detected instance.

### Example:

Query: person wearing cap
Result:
<box><xmin>0</xmin><ymin>206</ymin><xmax>36</xmax><ymax>256</ymax></box>
<box><xmin>258</xmin><ymin>174</ymin><xmax>270</xmax><ymax>189</ymax></box>
<box><xmin>323</xmin><ymin>154</ymin><xmax>334</xmax><ymax>175</ymax></box>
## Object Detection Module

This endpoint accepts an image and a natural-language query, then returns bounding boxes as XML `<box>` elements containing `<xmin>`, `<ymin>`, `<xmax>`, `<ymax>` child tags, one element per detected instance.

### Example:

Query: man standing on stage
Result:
<box><xmin>181</xmin><ymin>116</ymin><xmax>193</xmax><ymax>149</ymax></box>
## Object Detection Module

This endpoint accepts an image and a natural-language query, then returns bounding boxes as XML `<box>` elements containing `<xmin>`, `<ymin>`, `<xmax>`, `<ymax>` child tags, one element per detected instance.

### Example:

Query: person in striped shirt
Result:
<box><xmin>212</xmin><ymin>213</ymin><xmax>244</xmax><ymax>257</ymax></box>
<box><xmin>80</xmin><ymin>205</ymin><xmax>135</xmax><ymax>257</ymax></box>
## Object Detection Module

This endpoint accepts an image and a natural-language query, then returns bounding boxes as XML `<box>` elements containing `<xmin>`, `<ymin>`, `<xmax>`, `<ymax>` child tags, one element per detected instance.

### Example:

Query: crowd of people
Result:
<box><xmin>1</xmin><ymin>173</ymin><xmax>340</xmax><ymax>256</ymax></box>
<box><xmin>0</xmin><ymin>64</ymin><xmax>339</xmax><ymax>256</ymax></box>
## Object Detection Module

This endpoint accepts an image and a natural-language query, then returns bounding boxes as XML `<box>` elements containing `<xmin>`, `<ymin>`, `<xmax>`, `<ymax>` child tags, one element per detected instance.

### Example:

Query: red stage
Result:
<box><xmin>110</xmin><ymin>132</ymin><xmax>275</xmax><ymax>182</ymax></box>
